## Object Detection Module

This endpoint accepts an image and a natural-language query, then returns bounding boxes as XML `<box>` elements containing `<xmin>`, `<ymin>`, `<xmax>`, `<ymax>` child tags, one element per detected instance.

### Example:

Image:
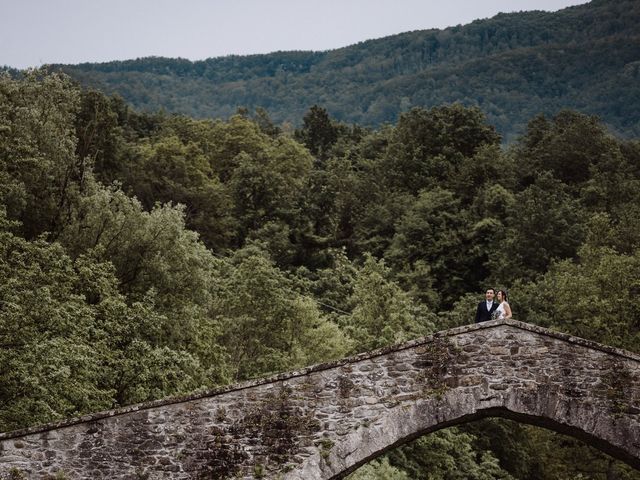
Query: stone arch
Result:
<box><xmin>314</xmin><ymin>403</ymin><xmax>639</xmax><ymax>480</ymax></box>
<box><xmin>0</xmin><ymin>320</ymin><xmax>638</xmax><ymax>479</ymax></box>
<box><xmin>290</xmin><ymin>322</ymin><xmax>640</xmax><ymax>479</ymax></box>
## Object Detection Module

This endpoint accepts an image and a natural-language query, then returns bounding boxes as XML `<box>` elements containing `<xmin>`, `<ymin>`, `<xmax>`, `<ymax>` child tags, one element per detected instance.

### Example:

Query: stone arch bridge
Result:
<box><xmin>1</xmin><ymin>319</ymin><xmax>639</xmax><ymax>479</ymax></box>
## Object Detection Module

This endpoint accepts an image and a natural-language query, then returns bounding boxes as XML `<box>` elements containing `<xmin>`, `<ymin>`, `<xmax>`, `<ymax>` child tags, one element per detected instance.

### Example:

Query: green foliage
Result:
<box><xmin>0</xmin><ymin>69</ymin><xmax>84</xmax><ymax>240</ymax></box>
<box><xmin>382</xmin><ymin>105</ymin><xmax>500</xmax><ymax>194</ymax></box>
<box><xmin>435</xmin><ymin>293</ymin><xmax>482</xmax><ymax>330</ymax></box>
<box><xmin>493</xmin><ymin>172</ymin><xmax>588</xmax><ymax>283</ymax></box>
<box><xmin>346</xmin><ymin>457</ymin><xmax>409</xmax><ymax>480</ymax></box>
<box><xmin>295</xmin><ymin>105</ymin><xmax>339</xmax><ymax>160</ymax></box>
<box><xmin>514</xmin><ymin>111</ymin><xmax>633</xmax><ymax>196</ymax></box>
<box><xmin>2</xmin><ymin>69</ymin><xmax>640</xmax><ymax>479</ymax></box>
<box><xmin>59</xmin><ymin>182</ymin><xmax>215</xmax><ymax>306</ymax></box>
<box><xmin>58</xmin><ymin>0</ymin><xmax>640</xmax><ymax>139</ymax></box>
<box><xmin>129</xmin><ymin>130</ymin><xmax>236</xmax><ymax>250</ymax></box>
<box><xmin>386</xmin><ymin>188</ymin><xmax>469</xmax><ymax>307</ymax></box>
<box><xmin>344</xmin><ymin>255</ymin><xmax>435</xmax><ymax>352</ymax></box>
<box><xmin>518</xmin><ymin>425</ymin><xmax>640</xmax><ymax>480</ymax></box>
<box><xmin>0</xmin><ymin>208</ymin><xmax>112</xmax><ymax>430</ymax></box>
<box><xmin>228</xmin><ymin>133</ymin><xmax>313</xmax><ymax>242</ymax></box>
<box><xmin>213</xmin><ymin>245</ymin><xmax>352</xmax><ymax>380</ymax></box>
<box><xmin>74</xmin><ymin>89</ymin><xmax>125</xmax><ymax>185</ymax></box>
<box><xmin>467</xmin><ymin>420</ymin><xmax>640</xmax><ymax>480</ymax></box>
<box><xmin>386</xmin><ymin>428</ymin><xmax>515</xmax><ymax>480</ymax></box>
<box><xmin>0</xmin><ymin>207</ymin><xmax>216</xmax><ymax>429</ymax></box>
<box><xmin>59</xmin><ymin>181</ymin><xmax>230</xmax><ymax>381</ymax></box>
<box><xmin>516</xmin><ymin>242</ymin><xmax>640</xmax><ymax>352</ymax></box>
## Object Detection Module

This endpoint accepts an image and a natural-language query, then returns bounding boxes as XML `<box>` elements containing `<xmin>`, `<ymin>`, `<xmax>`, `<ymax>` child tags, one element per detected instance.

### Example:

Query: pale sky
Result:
<box><xmin>1</xmin><ymin>0</ymin><xmax>588</xmax><ymax>69</ymax></box>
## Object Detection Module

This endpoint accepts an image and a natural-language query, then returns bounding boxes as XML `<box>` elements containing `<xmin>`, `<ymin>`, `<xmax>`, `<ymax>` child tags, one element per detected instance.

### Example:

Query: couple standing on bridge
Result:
<box><xmin>475</xmin><ymin>288</ymin><xmax>512</xmax><ymax>323</ymax></box>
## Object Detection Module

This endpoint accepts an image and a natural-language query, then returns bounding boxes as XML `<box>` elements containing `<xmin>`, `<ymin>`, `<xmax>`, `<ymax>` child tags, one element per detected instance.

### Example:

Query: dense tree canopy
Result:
<box><xmin>1</xmin><ymin>70</ymin><xmax>639</xmax><ymax>479</ymax></box>
<box><xmin>52</xmin><ymin>0</ymin><xmax>640</xmax><ymax>141</ymax></box>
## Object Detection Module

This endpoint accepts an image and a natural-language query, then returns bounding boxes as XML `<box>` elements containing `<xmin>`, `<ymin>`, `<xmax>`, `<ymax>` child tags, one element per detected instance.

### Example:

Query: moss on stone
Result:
<box><xmin>599</xmin><ymin>363</ymin><xmax>637</xmax><ymax>416</ymax></box>
<box><xmin>7</xmin><ymin>468</ymin><xmax>26</xmax><ymax>480</ymax></box>
<box><xmin>414</xmin><ymin>337</ymin><xmax>458</xmax><ymax>397</ymax></box>
<box><xmin>318</xmin><ymin>438</ymin><xmax>335</xmax><ymax>461</ymax></box>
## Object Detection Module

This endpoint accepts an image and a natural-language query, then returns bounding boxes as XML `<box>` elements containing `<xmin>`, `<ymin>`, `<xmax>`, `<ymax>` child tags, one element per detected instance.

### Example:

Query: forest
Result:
<box><xmin>1</xmin><ymin>69</ymin><xmax>640</xmax><ymax>479</ymax></box>
<box><xmin>50</xmin><ymin>0</ymin><xmax>640</xmax><ymax>142</ymax></box>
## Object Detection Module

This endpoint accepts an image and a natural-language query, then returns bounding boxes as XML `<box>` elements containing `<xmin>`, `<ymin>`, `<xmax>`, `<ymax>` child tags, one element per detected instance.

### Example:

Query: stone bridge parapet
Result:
<box><xmin>1</xmin><ymin>319</ymin><xmax>639</xmax><ymax>479</ymax></box>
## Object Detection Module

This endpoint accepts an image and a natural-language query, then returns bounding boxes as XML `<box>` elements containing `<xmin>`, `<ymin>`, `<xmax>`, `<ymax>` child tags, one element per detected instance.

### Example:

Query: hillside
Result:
<box><xmin>56</xmin><ymin>0</ymin><xmax>640</xmax><ymax>141</ymax></box>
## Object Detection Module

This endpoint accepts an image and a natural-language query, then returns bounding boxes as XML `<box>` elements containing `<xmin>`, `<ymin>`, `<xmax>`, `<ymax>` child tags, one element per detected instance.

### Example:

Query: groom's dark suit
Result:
<box><xmin>475</xmin><ymin>301</ymin><xmax>498</xmax><ymax>323</ymax></box>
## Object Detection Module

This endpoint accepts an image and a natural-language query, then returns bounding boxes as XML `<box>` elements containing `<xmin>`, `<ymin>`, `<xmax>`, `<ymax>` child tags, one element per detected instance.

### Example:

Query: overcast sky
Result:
<box><xmin>1</xmin><ymin>0</ymin><xmax>588</xmax><ymax>69</ymax></box>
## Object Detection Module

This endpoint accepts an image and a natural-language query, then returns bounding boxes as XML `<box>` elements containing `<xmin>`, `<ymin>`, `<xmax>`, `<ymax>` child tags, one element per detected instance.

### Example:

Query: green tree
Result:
<box><xmin>584</xmin><ymin>208</ymin><xmax>640</xmax><ymax>256</ymax></box>
<box><xmin>297</xmin><ymin>154</ymin><xmax>367</xmax><ymax>266</ymax></box>
<box><xmin>0</xmin><ymin>217</ymin><xmax>111</xmax><ymax>430</ymax></box>
<box><xmin>386</xmin><ymin>188</ymin><xmax>471</xmax><ymax>308</ymax></box>
<box><xmin>344</xmin><ymin>254</ymin><xmax>435</xmax><ymax>352</ymax></box>
<box><xmin>465</xmin><ymin>419</ymin><xmax>640</xmax><ymax>480</ymax></box>
<box><xmin>347</xmin><ymin>457</ymin><xmax>409</xmax><ymax>480</ymax></box>
<box><xmin>387</xmin><ymin>429</ymin><xmax>515</xmax><ymax>480</ymax></box>
<box><xmin>492</xmin><ymin>172</ymin><xmax>587</xmax><ymax>282</ymax></box>
<box><xmin>382</xmin><ymin>105</ymin><xmax>501</xmax><ymax>194</ymax></box>
<box><xmin>451</xmin><ymin>144</ymin><xmax>516</xmax><ymax>205</ymax></box>
<box><xmin>74</xmin><ymin>89</ymin><xmax>124</xmax><ymax>185</ymax></box>
<box><xmin>0</xmin><ymin>70</ymin><xmax>85</xmax><ymax>239</ymax></box>
<box><xmin>57</xmin><ymin>181</ymin><xmax>230</xmax><ymax>382</ymax></box>
<box><xmin>214</xmin><ymin>245</ymin><xmax>352</xmax><ymax>380</ymax></box>
<box><xmin>129</xmin><ymin>132</ymin><xmax>236</xmax><ymax>250</ymax></box>
<box><xmin>515</xmin><ymin>242</ymin><xmax>640</xmax><ymax>352</ymax></box>
<box><xmin>295</xmin><ymin>105</ymin><xmax>339</xmax><ymax>160</ymax></box>
<box><xmin>206</xmin><ymin>114</ymin><xmax>274</xmax><ymax>182</ymax></box>
<box><xmin>514</xmin><ymin>111</ymin><xmax>624</xmax><ymax>191</ymax></box>
<box><xmin>229</xmin><ymin>135</ymin><xmax>313</xmax><ymax>244</ymax></box>
<box><xmin>252</xmin><ymin>107</ymin><xmax>281</xmax><ymax>137</ymax></box>
<box><xmin>0</xmin><ymin>208</ymin><xmax>210</xmax><ymax>430</ymax></box>
<box><xmin>297</xmin><ymin>248</ymin><xmax>359</xmax><ymax>320</ymax></box>
<box><xmin>55</xmin><ymin>0</ymin><xmax>640</xmax><ymax>139</ymax></box>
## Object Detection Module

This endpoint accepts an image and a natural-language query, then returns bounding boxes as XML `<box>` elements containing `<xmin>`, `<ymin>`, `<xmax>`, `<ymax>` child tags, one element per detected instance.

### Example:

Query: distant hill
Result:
<box><xmin>57</xmin><ymin>0</ymin><xmax>640</xmax><ymax>141</ymax></box>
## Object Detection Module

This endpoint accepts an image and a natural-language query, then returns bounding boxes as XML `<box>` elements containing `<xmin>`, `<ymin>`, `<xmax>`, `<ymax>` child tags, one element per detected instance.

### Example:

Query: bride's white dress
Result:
<box><xmin>495</xmin><ymin>301</ymin><xmax>508</xmax><ymax>319</ymax></box>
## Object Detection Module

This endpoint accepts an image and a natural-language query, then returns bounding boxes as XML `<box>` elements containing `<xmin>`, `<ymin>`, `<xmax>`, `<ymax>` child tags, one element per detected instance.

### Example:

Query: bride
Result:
<box><xmin>495</xmin><ymin>290</ymin><xmax>512</xmax><ymax>320</ymax></box>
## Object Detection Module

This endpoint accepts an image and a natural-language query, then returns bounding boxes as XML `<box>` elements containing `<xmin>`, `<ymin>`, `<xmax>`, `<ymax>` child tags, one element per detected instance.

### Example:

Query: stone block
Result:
<box><xmin>0</xmin><ymin>320</ymin><xmax>638</xmax><ymax>479</ymax></box>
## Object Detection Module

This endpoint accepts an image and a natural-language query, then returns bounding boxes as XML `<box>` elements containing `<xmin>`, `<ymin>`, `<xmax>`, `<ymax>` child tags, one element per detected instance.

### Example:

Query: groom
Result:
<box><xmin>475</xmin><ymin>288</ymin><xmax>499</xmax><ymax>323</ymax></box>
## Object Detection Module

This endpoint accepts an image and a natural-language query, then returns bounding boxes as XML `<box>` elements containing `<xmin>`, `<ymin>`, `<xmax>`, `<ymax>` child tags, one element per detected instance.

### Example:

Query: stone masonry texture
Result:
<box><xmin>0</xmin><ymin>319</ymin><xmax>639</xmax><ymax>479</ymax></box>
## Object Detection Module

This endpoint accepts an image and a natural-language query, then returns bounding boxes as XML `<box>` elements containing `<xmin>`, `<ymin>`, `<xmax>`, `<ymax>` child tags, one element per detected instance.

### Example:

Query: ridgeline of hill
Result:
<box><xmin>56</xmin><ymin>0</ymin><xmax>640</xmax><ymax>141</ymax></box>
